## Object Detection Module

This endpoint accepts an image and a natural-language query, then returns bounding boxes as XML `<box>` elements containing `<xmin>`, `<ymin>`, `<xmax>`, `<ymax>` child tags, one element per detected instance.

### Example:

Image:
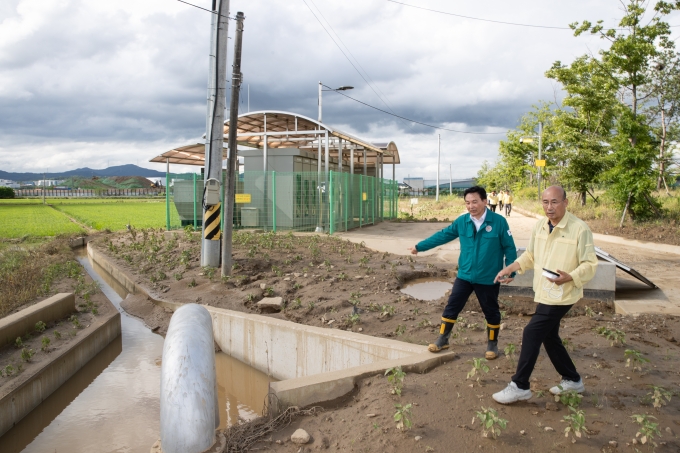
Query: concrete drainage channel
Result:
<box><xmin>87</xmin><ymin>243</ymin><xmax>456</xmax><ymax>444</ymax></box>
<box><xmin>0</xmin><ymin>248</ymin><xmax>271</xmax><ymax>453</ymax></box>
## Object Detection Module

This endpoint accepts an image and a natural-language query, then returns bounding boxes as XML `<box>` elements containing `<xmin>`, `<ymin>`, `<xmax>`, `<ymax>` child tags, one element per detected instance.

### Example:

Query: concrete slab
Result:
<box><xmin>0</xmin><ymin>293</ymin><xmax>76</xmax><ymax>348</ymax></box>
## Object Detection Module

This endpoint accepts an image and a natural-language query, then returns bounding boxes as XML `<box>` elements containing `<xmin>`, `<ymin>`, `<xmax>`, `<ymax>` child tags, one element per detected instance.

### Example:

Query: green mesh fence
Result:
<box><xmin>165</xmin><ymin>171</ymin><xmax>398</xmax><ymax>234</ymax></box>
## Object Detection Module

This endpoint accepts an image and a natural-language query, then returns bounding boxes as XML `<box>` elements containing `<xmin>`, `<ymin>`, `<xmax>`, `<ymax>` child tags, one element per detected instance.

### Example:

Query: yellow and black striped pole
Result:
<box><xmin>203</xmin><ymin>202</ymin><xmax>222</xmax><ymax>241</ymax></box>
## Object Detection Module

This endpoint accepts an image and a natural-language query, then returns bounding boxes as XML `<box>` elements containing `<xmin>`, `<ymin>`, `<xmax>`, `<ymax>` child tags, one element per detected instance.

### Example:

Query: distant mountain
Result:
<box><xmin>0</xmin><ymin>164</ymin><xmax>166</xmax><ymax>181</ymax></box>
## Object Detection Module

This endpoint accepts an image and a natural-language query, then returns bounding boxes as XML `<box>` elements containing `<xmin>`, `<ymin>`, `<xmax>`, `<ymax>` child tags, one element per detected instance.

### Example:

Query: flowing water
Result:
<box><xmin>0</xmin><ymin>249</ymin><xmax>272</xmax><ymax>453</ymax></box>
<box><xmin>400</xmin><ymin>278</ymin><xmax>452</xmax><ymax>301</ymax></box>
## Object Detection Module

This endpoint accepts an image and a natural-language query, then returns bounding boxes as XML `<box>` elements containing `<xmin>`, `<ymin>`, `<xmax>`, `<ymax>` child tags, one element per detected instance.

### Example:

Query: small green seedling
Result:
<box><xmin>348</xmin><ymin>313</ymin><xmax>360</xmax><ymax>326</ymax></box>
<box><xmin>385</xmin><ymin>366</ymin><xmax>406</xmax><ymax>396</ymax></box>
<box><xmin>188</xmin><ymin>278</ymin><xmax>197</xmax><ymax>288</ymax></box>
<box><xmin>41</xmin><ymin>336</ymin><xmax>51</xmax><ymax>352</ymax></box>
<box><xmin>563</xmin><ymin>406</ymin><xmax>587</xmax><ymax>442</ymax></box>
<box><xmin>625</xmin><ymin>349</ymin><xmax>649</xmax><ymax>373</ymax></box>
<box><xmin>380</xmin><ymin>305</ymin><xmax>395</xmax><ymax>317</ymax></box>
<box><xmin>35</xmin><ymin>321</ymin><xmax>47</xmax><ymax>333</ymax></box>
<box><xmin>15</xmin><ymin>337</ymin><xmax>23</xmax><ymax>348</ymax></box>
<box><xmin>584</xmin><ymin>306</ymin><xmax>595</xmax><ymax>317</ymax></box>
<box><xmin>646</xmin><ymin>385</ymin><xmax>672</xmax><ymax>410</ymax></box>
<box><xmin>631</xmin><ymin>414</ymin><xmax>661</xmax><ymax>445</ymax></box>
<box><xmin>53</xmin><ymin>331</ymin><xmax>62</xmax><ymax>340</ymax></box>
<box><xmin>21</xmin><ymin>348</ymin><xmax>35</xmax><ymax>362</ymax></box>
<box><xmin>504</xmin><ymin>343</ymin><xmax>516</xmax><ymax>364</ymax></box>
<box><xmin>70</xmin><ymin>315</ymin><xmax>81</xmax><ymax>328</ymax></box>
<box><xmin>475</xmin><ymin>407</ymin><xmax>507</xmax><ymax>439</ymax></box>
<box><xmin>595</xmin><ymin>326</ymin><xmax>625</xmax><ymax>346</ymax></box>
<box><xmin>562</xmin><ymin>338</ymin><xmax>574</xmax><ymax>352</ymax></box>
<box><xmin>4</xmin><ymin>364</ymin><xmax>15</xmax><ymax>376</ymax></box>
<box><xmin>246</xmin><ymin>293</ymin><xmax>255</xmax><ymax>302</ymax></box>
<box><xmin>467</xmin><ymin>358</ymin><xmax>490</xmax><ymax>382</ymax></box>
<box><xmin>264</xmin><ymin>287</ymin><xmax>275</xmax><ymax>297</ymax></box>
<box><xmin>395</xmin><ymin>324</ymin><xmax>406</xmax><ymax>336</ymax></box>
<box><xmin>394</xmin><ymin>403</ymin><xmax>413</xmax><ymax>431</ymax></box>
<box><xmin>555</xmin><ymin>389</ymin><xmax>583</xmax><ymax>408</ymax></box>
<box><xmin>291</xmin><ymin>297</ymin><xmax>302</xmax><ymax>309</ymax></box>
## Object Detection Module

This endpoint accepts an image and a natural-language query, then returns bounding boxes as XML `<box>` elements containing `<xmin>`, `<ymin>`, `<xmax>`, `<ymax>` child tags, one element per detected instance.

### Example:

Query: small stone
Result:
<box><xmin>531</xmin><ymin>411</ymin><xmax>539</xmax><ymax>415</ymax></box>
<box><xmin>256</xmin><ymin>297</ymin><xmax>284</xmax><ymax>312</ymax></box>
<box><xmin>259</xmin><ymin>283</ymin><xmax>266</xmax><ymax>290</ymax></box>
<box><xmin>291</xmin><ymin>429</ymin><xmax>311</xmax><ymax>445</ymax></box>
<box><xmin>304</xmin><ymin>273</ymin><xmax>308</xmax><ymax>277</ymax></box>
<box><xmin>327</xmin><ymin>320</ymin><xmax>335</xmax><ymax>325</ymax></box>
<box><xmin>284</xmin><ymin>277</ymin><xmax>291</xmax><ymax>281</ymax></box>
<box><xmin>354</xmin><ymin>275</ymin><xmax>363</xmax><ymax>279</ymax></box>
<box><xmin>150</xmin><ymin>439</ymin><xmax>162</xmax><ymax>453</ymax></box>
<box><xmin>358</xmin><ymin>327</ymin><xmax>363</xmax><ymax>332</ymax></box>
<box><xmin>632</xmin><ymin>438</ymin><xmax>638</xmax><ymax>445</ymax></box>
<box><xmin>544</xmin><ymin>426</ymin><xmax>554</xmax><ymax>432</ymax></box>
<box><xmin>520</xmin><ymin>430</ymin><xmax>526</xmax><ymax>435</ymax></box>
<box><xmin>500</xmin><ymin>323</ymin><xmax>507</xmax><ymax>331</ymax></box>
<box><xmin>414</xmin><ymin>436</ymin><xmax>422</xmax><ymax>441</ymax></box>
<box><xmin>366</xmin><ymin>413</ymin><xmax>376</xmax><ymax>417</ymax></box>
<box><xmin>609</xmin><ymin>441</ymin><xmax>618</xmax><ymax>447</ymax></box>
<box><xmin>592</xmin><ymin>353</ymin><xmax>598</xmax><ymax>358</ymax></box>
<box><xmin>545</xmin><ymin>402</ymin><xmax>558</xmax><ymax>411</ymax></box>
<box><xmin>666</xmin><ymin>427</ymin><xmax>674</xmax><ymax>435</ymax></box>
<box><xmin>294</xmin><ymin>273</ymin><xmax>302</xmax><ymax>277</ymax></box>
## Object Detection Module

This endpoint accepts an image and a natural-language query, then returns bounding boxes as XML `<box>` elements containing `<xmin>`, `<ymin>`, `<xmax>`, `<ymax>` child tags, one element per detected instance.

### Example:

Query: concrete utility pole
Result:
<box><xmin>222</xmin><ymin>11</ymin><xmax>245</xmax><ymax>277</ymax></box>
<box><xmin>201</xmin><ymin>0</ymin><xmax>230</xmax><ymax>268</ymax></box>
<box><xmin>435</xmin><ymin>134</ymin><xmax>440</xmax><ymax>201</ymax></box>
<box><xmin>537</xmin><ymin>121</ymin><xmax>543</xmax><ymax>199</ymax></box>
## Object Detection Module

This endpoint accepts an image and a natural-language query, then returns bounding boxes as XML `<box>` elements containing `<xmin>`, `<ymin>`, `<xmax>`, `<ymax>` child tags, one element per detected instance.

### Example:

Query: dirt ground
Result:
<box><xmin>87</xmin><ymin>228</ymin><xmax>680</xmax><ymax>453</ymax></box>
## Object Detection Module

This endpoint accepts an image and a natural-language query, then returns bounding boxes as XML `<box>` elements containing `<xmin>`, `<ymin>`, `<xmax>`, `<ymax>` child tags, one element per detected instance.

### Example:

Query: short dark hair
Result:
<box><xmin>463</xmin><ymin>186</ymin><xmax>487</xmax><ymax>200</ymax></box>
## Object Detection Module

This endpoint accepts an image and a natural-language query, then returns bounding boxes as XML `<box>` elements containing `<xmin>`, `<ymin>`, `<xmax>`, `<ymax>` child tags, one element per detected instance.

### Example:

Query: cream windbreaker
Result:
<box><xmin>515</xmin><ymin>211</ymin><xmax>598</xmax><ymax>305</ymax></box>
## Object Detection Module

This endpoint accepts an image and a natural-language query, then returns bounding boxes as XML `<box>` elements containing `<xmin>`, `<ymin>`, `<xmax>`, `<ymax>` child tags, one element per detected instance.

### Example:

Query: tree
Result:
<box><xmin>546</xmin><ymin>56</ymin><xmax>618</xmax><ymax>205</ymax></box>
<box><xmin>571</xmin><ymin>0</ymin><xmax>680</xmax><ymax>219</ymax></box>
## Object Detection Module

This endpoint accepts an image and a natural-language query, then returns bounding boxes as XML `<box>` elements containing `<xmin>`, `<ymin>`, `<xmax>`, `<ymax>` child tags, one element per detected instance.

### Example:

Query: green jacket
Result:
<box><xmin>415</xmin><ymin>209</ymin><xmax>517</xmax><ymax>285</ymax></box>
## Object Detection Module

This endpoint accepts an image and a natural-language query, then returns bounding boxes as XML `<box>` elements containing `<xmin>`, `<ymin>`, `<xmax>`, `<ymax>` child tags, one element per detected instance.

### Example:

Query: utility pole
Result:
<box><xmin>537</xmin><ymin>121</ymin><xmax>543</xmax><ymax>199</ymax></box>
<box><xmin>200</xmin><ymin>0</ymin><xmax>230</xmax><ymax>268</ymax></box>
<box><xmin>435</xmin><ymin>134</ymin><xmax>440</xmax><ymax>201</ymax></box>
<box><xmin>222</xmin><ymin>11</ymin><xmax>245</xmax><ymax>277</ymax></box>
<box><xmin>43</xmin><ymin>171</ymin><xmax>46</xmax><ymax>205</ymax></box>
<box><xmin>449</xmin><ymin>164</ymin><xmax>452</xmax><ymax>196</ymax></box>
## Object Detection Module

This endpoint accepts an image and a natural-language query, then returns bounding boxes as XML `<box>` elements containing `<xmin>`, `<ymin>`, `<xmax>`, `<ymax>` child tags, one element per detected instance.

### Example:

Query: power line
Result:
<box><xmin>325</xmin><ymin>85</ymin><xmax>507</xmax><ymax>135</ymax></box>
<box><xmin>306</xmin><ymin>0</ymin><xmax>400</xmax><ymax>117</ymax></box>
<box><xmin>387</xmin><ymin>0</ymin><xmax>680</xmax><ymax>31</ymax></box>
<box><xmin>176</xmin><ymin>0</ymin><xmax>230</xmax><ymax>19</ymax></box>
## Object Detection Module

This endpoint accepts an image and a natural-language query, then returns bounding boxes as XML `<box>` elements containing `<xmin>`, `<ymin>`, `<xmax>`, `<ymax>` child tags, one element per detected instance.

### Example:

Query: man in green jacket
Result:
<box><xmin>409</xmin><ymin>186</ymin><xmax>517</xmax><ymax>358</ymax></box>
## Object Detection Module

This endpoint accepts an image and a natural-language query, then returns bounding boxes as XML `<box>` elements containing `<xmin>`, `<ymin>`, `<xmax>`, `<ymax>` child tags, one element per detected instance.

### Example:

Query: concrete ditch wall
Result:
<box><xmin>0</xmin><ymin>309</ymin><xmax>121</xmax><ymax>437</ymax></box>
<box><xmin>0</xmin><ymin>293</ymin><xmax>76</xmax><ymax>348</ymax></box>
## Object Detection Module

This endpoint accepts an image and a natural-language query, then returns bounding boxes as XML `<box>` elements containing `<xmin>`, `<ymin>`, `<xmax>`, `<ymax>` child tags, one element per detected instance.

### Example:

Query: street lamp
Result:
<box><xmin>315</xmin><ymin>83</ymin><xmax>354</xmax><ymax>232</ymax></box>
<box><xmin>318</xmin><ymin>82</ymin><xmax>354</xmax><ymax>123</ymax></box>
<box><xmin>520</xmin><ymin>121</ymin><xmax>543</xmax><ymax>199</ymax></box>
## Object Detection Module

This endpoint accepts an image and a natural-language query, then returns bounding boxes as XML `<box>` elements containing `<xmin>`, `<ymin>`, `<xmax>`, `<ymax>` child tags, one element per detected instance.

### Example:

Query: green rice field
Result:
<box><xmin>0</xmin><ymin>199</ymin><xmax>168</xmax><ymax>237</ymax></box>
<box><xmin>0</xmin><ymin>205</ymin><xmax>86</xmax><ymax>238</ymax></box>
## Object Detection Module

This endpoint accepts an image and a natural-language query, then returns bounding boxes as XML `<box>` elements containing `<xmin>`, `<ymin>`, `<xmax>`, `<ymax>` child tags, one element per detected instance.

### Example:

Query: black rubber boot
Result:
<box><xmin>485</xmin><ymin>324</ymin><xmax>500</xmax><ymax>359</ymax></box>
<box><xmin>428</xmin><ymin>318</ymin><xmax>455</xmax><ymax>353</ymax></box>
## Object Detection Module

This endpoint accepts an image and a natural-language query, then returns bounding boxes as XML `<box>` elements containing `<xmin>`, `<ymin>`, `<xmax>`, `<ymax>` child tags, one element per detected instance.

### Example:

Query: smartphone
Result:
<box><xmin>542</xmin><ymin>268</ymin><xmax>560</xmax><ymax>279</ymax></box>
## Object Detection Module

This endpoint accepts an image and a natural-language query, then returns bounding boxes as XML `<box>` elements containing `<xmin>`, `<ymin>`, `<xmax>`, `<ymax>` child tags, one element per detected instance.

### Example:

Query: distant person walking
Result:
<box><xmin>504</xmin><ymin>190</ymin><xmax>514</xmax><ymax>217</ymax></box>
<box><xmin>488</xmin><ymin>191</ymin><xmax>498</xmax><ymax>212</ymax></box>
<box><xmin>491</xmin><ymin>185</ymin><xmax>598</xmax><ymax>404</ymax></box>
<box><xmin>498</xmin><ymin>191</ymin><xmax>504</xmax><ymax>211</ymax></box>
<box><xmin>408</xmin><ymin>186</ymin><xmax>517</xmax><ymax>359</ymax></box>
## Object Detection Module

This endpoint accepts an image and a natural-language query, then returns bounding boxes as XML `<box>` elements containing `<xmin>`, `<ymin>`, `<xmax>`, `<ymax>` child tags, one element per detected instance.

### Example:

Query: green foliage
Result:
<box><xmin>475</xmin><ymin>407</ymin><xmax>508</xmax><ymax>439</ymax></box>
<box><xmin>41</xmin><ymin>336</ymin><xmax>51</xmax><ymax>351</ymax></box>
<box><xmin>70</xmin><ymin>314</ymin><xmax>81</xmax><ymax>328</ymax></box>
<box><xmin>625</xmin><ymin>348</ymin><xmax>650</xmax><ymax>372</ymax></box>
<box><xmin>0</xmin><ymin>186</ymin><xmax>16</xmax><ymax>198</ymax></box>
<box><xmin>646</xmin><ymin>385</ymin><xmax>672</xmax><ymax>410</ymax></box>
<box><xmin>631</xmin><ymin>414</ymin><xmax>661</xmax><ymax>445</ymax></box>
<box><xmin>393</xmin><ymin>403</ymin><xmax>413</xmax><ymax>431</ymax></box>
<box><xmin>187</xmin><ymin>278</ymin><xmax>197</xmax><ymax>288</ymax></box>
<box><xmin>4</xmin><ymin>364</ymin><xmax>15</xmax><ymax>376</ymax></box>
<box><xmin>21</xmin><ymin>348</ymin><xmax>35</xmax><ymax>362</ymax></box>
<box><xmin>53</xmin><ymin>330</ymin><xmax>61</xmax><ymax>340</ymax></box>
<box><xmin>555</xmin><ymin>389</ymin><xmax>583</xmax><ymax>408</ymax></box>
<box><xmin>395</xmin><ymin>324</ymin><xmax>406</xmax><ymax>336</ymax></box>
<box><xmin>15</xmin><ymin>337</ymin><xmax>23</xmax><ymax>348</ymax></box>
<box><xmin>563</xmin><ymin>407</ymin><xmax>587</xmax><ymax>442</ymax></box>
<box><xmin>467</xmin><ymin>358</ymin><xmax>490</xmax><ymax>381</ymax></box>
<box><xmin>380</xmin><ymin>304</ymin><xmax>395</xmax><ymax>317</ymax></box>
<box><xmin>504</xmin><ymin>343</ymin><xmax>516</xmax><ymax>364</ymax></box>
<box><xmin>348</xmin><ymin>313</ymin><xmax>360</xmax><ymax>326</ymax></box>
<box><xmin>595</xmin><ymin>326</ymin><xmax>626</xmax><ymax>346</ymax></box>
<box><xmin>385</xmin><ymin>366</ymin><xmax>406</xmax><ymax>396</ymax></box>
<box><xmin>264</xmin><ymin>287</ymin><xmax>275</xmax><ymax>297</ymax></box>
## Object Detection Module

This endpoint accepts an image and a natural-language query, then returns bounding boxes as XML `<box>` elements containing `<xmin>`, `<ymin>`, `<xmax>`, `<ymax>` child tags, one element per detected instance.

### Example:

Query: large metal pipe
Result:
<box><xmin>160</xmin><ymin>304</ymin><xmax>217</xmax><ymax>453</ymax></box>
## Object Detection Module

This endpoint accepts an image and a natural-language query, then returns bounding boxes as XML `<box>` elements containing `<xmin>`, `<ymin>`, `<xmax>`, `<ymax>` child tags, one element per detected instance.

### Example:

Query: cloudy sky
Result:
<box><xmin>1</xmin><ymin>0</ymin><xmax>679</xmax><ymax>181</ymax></box>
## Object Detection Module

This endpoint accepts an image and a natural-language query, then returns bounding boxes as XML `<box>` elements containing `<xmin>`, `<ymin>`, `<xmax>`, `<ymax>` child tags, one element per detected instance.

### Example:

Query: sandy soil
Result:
<box><xmin>87</xmin><ymin>226</ymin><xmax>680</xmax><ymax>453</ymax></box>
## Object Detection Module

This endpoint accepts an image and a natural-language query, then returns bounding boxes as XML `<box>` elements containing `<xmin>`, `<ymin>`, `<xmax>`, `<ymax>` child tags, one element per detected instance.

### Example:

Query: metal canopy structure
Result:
<box><xmin>150</xmin><ymin>110</ymin><xmax>400</xmax><ymax>171</ymax></box>
<box><xmin>595</xmin><ymin>247</ymin><xmax>657</xmax><ymax>289</ymax></box>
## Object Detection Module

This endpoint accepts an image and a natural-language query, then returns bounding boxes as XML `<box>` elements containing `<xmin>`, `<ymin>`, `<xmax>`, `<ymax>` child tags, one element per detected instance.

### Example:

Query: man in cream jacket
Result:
<box><xmin>491</xmin><ymin>185</ymin><xmax>598</xmax><ymax>404</ymax></box>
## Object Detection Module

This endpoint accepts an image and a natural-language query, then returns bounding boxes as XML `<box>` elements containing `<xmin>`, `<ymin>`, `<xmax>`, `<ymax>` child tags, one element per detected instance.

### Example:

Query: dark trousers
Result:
<box><xmin>489</xmin><ymin>204</ymin><xmax>497</xmax><ymax>212</ymax></box>
<box><xmin>512</xmin><ymin>303</ymin><xmax>580</xmax><ymax>390</ymax></box>
<box><xmin>505</xmin><ymin>203</ymin><xmax>512</xmax><ymax>216</ymax></box>
<box><xmin>442</xmin><ymin>278</ymin><xmax>501</xmax><ymax>326</ymax></box>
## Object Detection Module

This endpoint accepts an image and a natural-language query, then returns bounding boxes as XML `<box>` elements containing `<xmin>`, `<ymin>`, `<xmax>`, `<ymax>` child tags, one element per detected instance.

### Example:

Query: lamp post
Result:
<box><xmin>316</xmin><ymin>82</ymin><xmax>354</xmax><ymax>232</ymax></box>
<box><xmin>520</xmin><ymin>122</ymin><xmax>543</xmax><ymax>199</ymax></box>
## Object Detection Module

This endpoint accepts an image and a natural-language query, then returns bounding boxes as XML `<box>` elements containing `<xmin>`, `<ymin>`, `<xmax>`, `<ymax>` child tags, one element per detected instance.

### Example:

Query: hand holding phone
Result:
<box><xmin>542</xmin><ymin>268</ymin><xmax>560</xmax><ymax>279</ymax></box>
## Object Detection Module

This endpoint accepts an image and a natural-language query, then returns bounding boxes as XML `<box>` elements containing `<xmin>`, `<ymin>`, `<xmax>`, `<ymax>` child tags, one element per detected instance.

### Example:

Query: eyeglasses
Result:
<box><xmin>542</xmin><ymin>200</ymin><xmax>564</xmax><ymax>207</ymax></box>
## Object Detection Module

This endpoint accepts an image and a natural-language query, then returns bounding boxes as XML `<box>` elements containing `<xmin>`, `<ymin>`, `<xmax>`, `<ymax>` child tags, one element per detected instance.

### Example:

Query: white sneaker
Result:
<box><xmin>492</xmin><ymin>382</ymin><xmax>532</xmax><ymax>404</ymax></box>
<box><xmin>550</xmin><ymin>379</ymin><xmax>585</xmax><ymax>395</ymax></box>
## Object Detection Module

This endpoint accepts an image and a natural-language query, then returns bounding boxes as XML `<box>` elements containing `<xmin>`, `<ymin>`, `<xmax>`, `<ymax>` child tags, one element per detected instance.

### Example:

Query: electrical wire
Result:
<box><xmin>306</xmin><ymin>0</ymin><xmax>401</xmax><ymax>119</ymax></box>
<box><xmin>177</xmin><ymin>0</ymin><xmax>231</xmax><ymax>20</ymax></box>
<box><xmin>387</xmin><ymin>0</ymin><xmax>680</xmax><ymax>31</ymax></box>
<box><xmin>325</xmin><ymin>85</ymin><xmax>508</xmax><ymax>134</ymax></box>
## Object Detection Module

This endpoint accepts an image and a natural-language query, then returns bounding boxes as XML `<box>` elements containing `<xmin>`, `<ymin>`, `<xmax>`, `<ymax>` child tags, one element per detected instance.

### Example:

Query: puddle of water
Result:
<box><xmin>0</xmin><ymin>248</ymin><xmax>273</xmax><ymax>453</ymax></box>
<box><xmin>400</xmin><ymin>278</ymin><xmax>452</xmax><ymax>301</ymax></box>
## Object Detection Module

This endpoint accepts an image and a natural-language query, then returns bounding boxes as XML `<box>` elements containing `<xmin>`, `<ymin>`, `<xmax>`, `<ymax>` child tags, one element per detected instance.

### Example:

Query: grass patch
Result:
<box><xmin>0</xmin><ymin>205</ymin><xmax>85</xmax><ymax>238</ymax></box>
<box><xmin>397</xmin><ymin>194</ymin><xmax>465</xmax><ymax>221</ymax></box>
<box><xmin>52</xmin><ymin>201</ymin><xmax>167</xmax><ymax>231</ymax></box>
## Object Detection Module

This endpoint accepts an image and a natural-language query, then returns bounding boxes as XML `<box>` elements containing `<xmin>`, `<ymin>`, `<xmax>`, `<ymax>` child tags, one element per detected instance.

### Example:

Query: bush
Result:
<box><xmin>513</xmin><ymin>187</ymin><xmax>539</xmax><ymax>200</ymax></box>
<box><xmin>0</xmin><ymin>186</ymin><xmax>15</xmax><ymax>199</ymax></box>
